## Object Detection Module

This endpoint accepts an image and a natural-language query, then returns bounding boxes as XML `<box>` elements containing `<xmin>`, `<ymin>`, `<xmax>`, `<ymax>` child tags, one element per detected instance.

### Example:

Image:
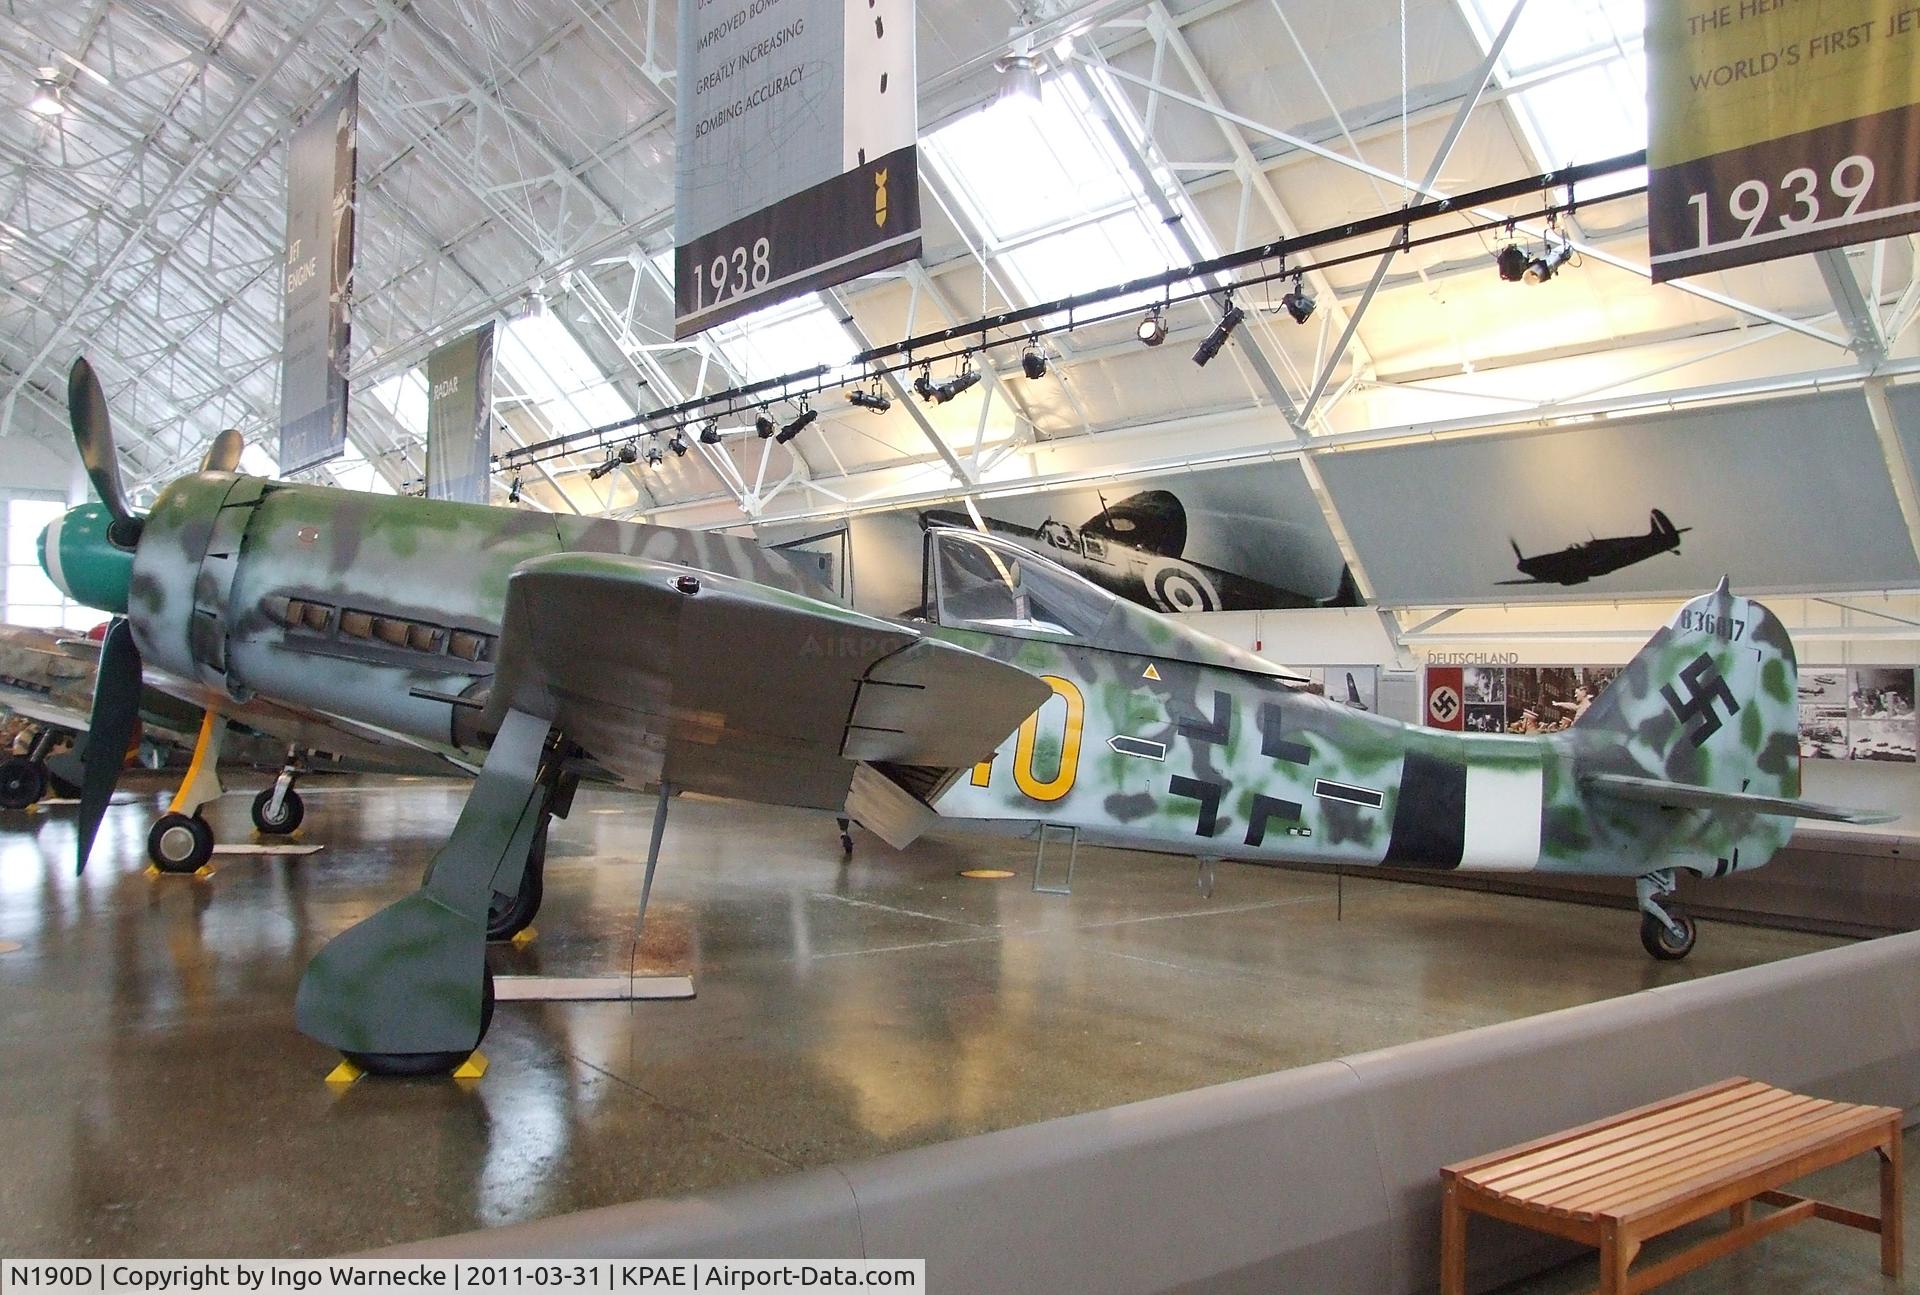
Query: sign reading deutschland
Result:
<box><xmin>425</xmin><ymin>323</ymin><xmax>497</xmax><ymax>505</ymax></box>
<box><xmin>1648</xmin><ymin>0</ymin><xmax>1920</xmax><ymax>281</ymax></box>
<box><xmin>673</xmin><ymin>0</ymin><xmax>919</xmax><ymax>337</ymax></box>
<box><xmin>279</xmin><ymin>74</ymin><xmax>359</xmax><ymax>472</ymax></box>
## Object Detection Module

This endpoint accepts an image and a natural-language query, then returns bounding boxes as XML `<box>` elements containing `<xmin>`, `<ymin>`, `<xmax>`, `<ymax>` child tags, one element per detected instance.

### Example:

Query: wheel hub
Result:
<box><xmin>158</xmin><ymin>824</ymin><xmax>198</xmax><ymax>862</ymax></box>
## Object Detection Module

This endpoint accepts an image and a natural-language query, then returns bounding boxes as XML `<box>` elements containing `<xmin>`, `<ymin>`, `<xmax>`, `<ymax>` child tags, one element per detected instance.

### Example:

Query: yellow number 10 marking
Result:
<box><xmin>971</xmin><ymin>675</ymin><xmax>1085</xmax><ymax>803</ymax></box>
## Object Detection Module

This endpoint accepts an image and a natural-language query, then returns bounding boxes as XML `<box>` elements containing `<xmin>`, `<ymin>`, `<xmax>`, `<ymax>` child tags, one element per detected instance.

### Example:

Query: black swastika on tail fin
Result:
<box><xmin>1660</xmin><ymin>652</ymin><xmax>1739</xmax><ymax>747</ymax></box>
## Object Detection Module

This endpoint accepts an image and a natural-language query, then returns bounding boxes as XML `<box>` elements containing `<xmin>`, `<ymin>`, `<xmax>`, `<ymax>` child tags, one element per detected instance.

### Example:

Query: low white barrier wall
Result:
<box><xmin>382</xmin><ymin>932</ymin><xmax>1920</xmax><ymax>1294</ymax></box>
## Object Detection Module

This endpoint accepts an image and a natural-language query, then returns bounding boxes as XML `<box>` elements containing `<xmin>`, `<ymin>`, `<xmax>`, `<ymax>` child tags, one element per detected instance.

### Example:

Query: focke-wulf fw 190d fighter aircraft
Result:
<box><xmin>41</xmin><ymin>359</ymin><xmax>1890</xmax><ymax>1078</ymax></box>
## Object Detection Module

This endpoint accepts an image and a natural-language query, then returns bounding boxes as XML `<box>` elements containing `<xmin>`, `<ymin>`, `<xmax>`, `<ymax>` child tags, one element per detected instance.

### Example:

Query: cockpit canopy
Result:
<box><xmin>925</xmin><ymin>526</ymin><xmax>1299</xmax><ymax>679</ymax></box>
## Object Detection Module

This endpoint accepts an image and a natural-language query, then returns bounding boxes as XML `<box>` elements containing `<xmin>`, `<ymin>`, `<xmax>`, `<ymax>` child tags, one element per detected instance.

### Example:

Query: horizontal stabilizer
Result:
<box><xmin>1582</xmin><ymin>772</ymin><xmax>1897</xmax><ymax>825</ymax></box>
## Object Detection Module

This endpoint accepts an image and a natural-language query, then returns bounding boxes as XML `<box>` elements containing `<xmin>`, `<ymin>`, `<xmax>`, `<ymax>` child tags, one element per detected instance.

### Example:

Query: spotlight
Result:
<box><xmin>1280</xmin><ymin>275</ymin><xmax>1316</xmax><ymax>325</ymax></box>
<box><xmin>776</xmin><ymin>407</ymin><xmax>818</xmax><ymax>444</ymax></box>
<box><xmin>933</xmin><ymin>367</ymin><xmax>982</xmax><ymax>403</ymax></box>
<box><xmin>755</xmin><ymin>411</ymin><xmax>777</xmax><ymax>439</ymax></box>
<box><xmin>699</xmin><ymin>419</ymin><xmax>722</xmax><ymax>444</ymax></box>
<box><xmin>1021</xmin><ymin>345</ymin><xmax>1048</xmax><ymax>380</ymax></box>
<box><xmin>1523</xmin><ymin>241</ymin><xmax>1576</xmax><ymax>285</ymax></box>
<box><xmin>993</xmin><ymin>52</ymin><xmax>1043</xmax><ymax>114</ymax></box>
<box><xmin>507</xmin><ymin>474</ymin><xmax>522</xmax><ymax>503</ymax></box>
<box><xmin>667</xmin><ymin>432</ymin><xmax>689</xmax><ymax>457</ymax></box>
<box><xmin>849</xmin><ymin>388</ymin><xmax>892</xmax><ymax>413</ymax></box>
<box><xmin>28</xmin><ymin>70</ymin><xmax>63</xmax><ymax>116</ymax></box>
<box><xmin>913</xmin><ymin>367</ymin><xmax>937</xmax><ymax>402</ymax></box>
<box><xmin>1192</xmin><ymin>301</ymin><xmax>1245</xmax><ymax>368</ymax></box>
<box><xmin>645</xmin><ymin>443</ymin><xmax>664</xmax><ymax>468</ymax></box>
<box><xmin>1495</xmin><ymin>244</ymin><xmax>1530</xmax><ymax>283</ymax></box>
<box><xmin>1136</xmin><ymin>309</ymin><xmax>1167</xmax><ymax>347</ymax></box>
<box><xmin>617</xmin><ymin>441</ymin><xmax>639</xmax><ymax>464</ymax></box>
<box><xmin>588</xmin><ymin>453</ymin><xmax>618</xmax><ymax>481</ymax></box>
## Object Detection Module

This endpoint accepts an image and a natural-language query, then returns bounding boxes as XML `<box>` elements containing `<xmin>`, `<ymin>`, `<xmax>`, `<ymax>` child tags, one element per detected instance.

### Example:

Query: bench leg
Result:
<box><xmin>1598</xmin><ymin>1223</ymin><xmax>1638</xmax><ymax>1295</ymax></box>
<box><xmin>1729</xmin><ymin>1200</ymin><xmax>1749</xmax><ymax>1229</ymax></box>
<box><xmin>1440</xmin><ymin>1183</ymin><xmax>1467</xmax><ymax>1295</ymax></box>
<box><xmin>1882</xmin><ymin>1133</ymin><xmax>1904</xmax><ymax>1278</ymax></box>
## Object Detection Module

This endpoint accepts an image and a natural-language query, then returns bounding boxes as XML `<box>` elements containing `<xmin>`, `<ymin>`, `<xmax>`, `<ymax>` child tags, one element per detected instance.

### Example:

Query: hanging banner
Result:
<box><xmin>673</xmin><ymin>0</ymin><xmax>919</xmax><ymax>337</ymax></box>
<box><xmin>424</xmin><ymin>323</ymin><xmax>497</xmax><ymax>504</ymax></box>
<box><xmin>1647</xmin><ymin>0</ymin><xmax>1920</xmax><ymax>281</ymax></box>
<box><xmin>279</xmin><ymin>74</ymin><xmax>359</xmax><ymax>472</ymax></box>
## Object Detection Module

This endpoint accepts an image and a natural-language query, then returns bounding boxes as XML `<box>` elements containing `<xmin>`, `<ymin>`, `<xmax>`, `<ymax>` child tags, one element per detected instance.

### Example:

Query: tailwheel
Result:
<box><xmin>148</xmin><ymin>811</ymin><xmax>215</xmax><ymax>874</ymax></box>
<box><xmin>0</xmin><ymin>757</ymin><xmax>47</xmax><ymax>810</ymax></box>
<box><xmin>1640</xmin><ymin>909</ymin><xmax>1697</xmax><ymax>961</ymax></box>
<box><xmin>344</xmin><ymin>969</ymin><xmax>494</xmax><ymax>1078</ymax></box>
<box><xmin>250</xmin><ymin>786</ymin><xmax>305</xmax><ymax>835</ymax></box>
<box><xmin>486</xmin><ymin>818</ymin><xmax>547</xmax><ymax>942</ymax></box>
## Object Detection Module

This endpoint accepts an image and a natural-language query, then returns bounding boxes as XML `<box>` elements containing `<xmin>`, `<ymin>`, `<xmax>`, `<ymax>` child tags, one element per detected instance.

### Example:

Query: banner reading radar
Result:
<box><xmin>672</xmin><ymin>0</ymin><xmax>920</xmax><ymax>337</ymax></box>
<box><xmin>1647</xmin><ymin>0</ymin><xmax>1920</xmax><ymax>281</ymax></box>
<box><xmin>425</xmin><ymin>323</ymin><xmax>497</xmax><ymax>504</ymax></box>
<box><xmin>279</xmin><ymin>74</ymin><xmax>359</xmax><ymax>473</ymax></box>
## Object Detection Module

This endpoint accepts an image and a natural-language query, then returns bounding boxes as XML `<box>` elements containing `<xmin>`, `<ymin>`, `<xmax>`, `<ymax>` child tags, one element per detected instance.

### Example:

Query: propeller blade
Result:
<box><xmin>201</xmin><ymin>429</ymin><xmax>244</xmax><ymax>474</ymax></box>
<box><xmin>67</xmin><ymin>358</ymin><xmax>143</xmax><ymax>547</ymax></box>
<box><xmin>75</xmin><ymin>617</ymin><xmax>143</xmax><ymax>875</ymax></box>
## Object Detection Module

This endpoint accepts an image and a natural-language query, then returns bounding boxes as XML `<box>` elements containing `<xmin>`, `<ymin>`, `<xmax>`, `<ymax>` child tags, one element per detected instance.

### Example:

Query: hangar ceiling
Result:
<box><xmin>3</xmin><ymin>0</ymin><xmax>1918</xmax><ymax>606</ymax></box>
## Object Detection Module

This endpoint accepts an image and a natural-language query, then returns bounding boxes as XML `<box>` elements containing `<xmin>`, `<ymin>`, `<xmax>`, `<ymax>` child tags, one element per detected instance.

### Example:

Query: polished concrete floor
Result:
<box><xmin>0</xmin><ymin>772</ymin><xmax>1855</xmax><ymax>1259</ymax></box>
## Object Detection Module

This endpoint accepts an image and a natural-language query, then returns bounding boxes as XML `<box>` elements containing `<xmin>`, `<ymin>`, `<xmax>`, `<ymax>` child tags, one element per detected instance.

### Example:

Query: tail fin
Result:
<box><xmin>1569</xmin><ymin>581</ymin><xmax>1799</xmax><ymax>874</ymax></box>
<box><xmin>1649</xmin><ymin>508</ymin><xmax>1690</xmax><ymax>539</ymax></box>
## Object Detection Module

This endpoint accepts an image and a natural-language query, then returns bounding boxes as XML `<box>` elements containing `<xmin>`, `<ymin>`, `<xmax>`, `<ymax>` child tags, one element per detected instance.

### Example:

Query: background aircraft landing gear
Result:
<box><xmin>250</xmin><ymin>749</ymin><xmax>307</xmax><ymax>835</ymax></box>
<box><xmin>148</xmin><ymin>811</ymin><xmax>214</xmax><ymax>873</ymax></box>
<box><xmin>0</xmin><ymin>756</ymin><xmax>46</xmax><ymax>809</ymax></box>
<box><xmin>837</xmin><ymin>816</ymin><xmax>854</xmax><ymax>859</ymax></box>
<box><xmin>1637</xmin><ymin>870</ymin><xmax>1697</xmax><ymax>960</ymax></box>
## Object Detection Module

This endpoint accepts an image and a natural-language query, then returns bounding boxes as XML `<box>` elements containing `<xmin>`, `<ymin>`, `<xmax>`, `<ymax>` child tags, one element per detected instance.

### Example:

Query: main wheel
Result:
<box><xmin>1640</xmin><ymin>910</ymin><xmax>1697</xmax><ymax>961</ymax></box>
<box><xmin>343</xmin><ymin>969</ymin><xmax>495</xmax><ymax>1078</ymax></box>
<box><xmin>250</xmin><ymin>786</ymin><xmax>305</xmax><ymax>835</ymax></box>
<box><xmin>486</xmin><ymin>819</ymin><xmax>547</xmax><ymax>941</ymax></box>
<box><xmin>0</xmin><ymin>757</ymin><xmax>47</xmax><ymax>810</ymax></box>
<box><xmin>148</xmin><ymin>812</ymin><xmax>215</xmax><ymax>874</ymax></box>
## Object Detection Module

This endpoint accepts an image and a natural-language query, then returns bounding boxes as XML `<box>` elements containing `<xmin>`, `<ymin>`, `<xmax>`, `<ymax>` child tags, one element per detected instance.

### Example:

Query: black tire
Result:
<box><xmin>344</xmin><ymin>968</ymin><xmax>495</xmax><ymax>1078</ymax></box>
<box><xmin>148</xmin><ymin>811</ymin><xmax>215</xmax><ymax>874</ymax></box>
<box><xmin>1640</xmin><ymin>910</ymin><xmax>1697</xmax><ymax>961</ymax></box>
<box><xmin>250</xmin><ymin>786</ymin><xmax>305</xmax><ymax>835</ymax></box>
<box><xmin>0</xmin><ymin>758</ymin><xmax>47</xmax><ymax>810</ymax></box>
<box><xmin>486</xmin><ymin>818</ymin><xmax>547</xmax><ymax>941</ymax></box>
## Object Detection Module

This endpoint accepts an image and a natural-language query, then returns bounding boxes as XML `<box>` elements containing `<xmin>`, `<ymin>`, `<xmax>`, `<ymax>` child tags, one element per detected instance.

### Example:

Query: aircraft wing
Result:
<box><xmin>1582</xmin><ymin>772</ymin><xmax>1897</xmax><ymax>825</ymax></box>
<box><xmin>489</xmin><ymin>552</ymin><xmax>1053</xmax><ymax>811</ymax></box>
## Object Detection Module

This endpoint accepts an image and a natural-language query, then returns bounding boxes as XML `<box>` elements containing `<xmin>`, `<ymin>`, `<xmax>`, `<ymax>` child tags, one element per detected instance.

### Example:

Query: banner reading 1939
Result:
<box><xmin>672</xmin><ymin>0</ymin><xmax>919</xmax><ymax>337</ymax></box>
<box><xmin>1648</xmin><ymin>0</ymin><xmax>1920</xmax><ymax>281</ymax></box>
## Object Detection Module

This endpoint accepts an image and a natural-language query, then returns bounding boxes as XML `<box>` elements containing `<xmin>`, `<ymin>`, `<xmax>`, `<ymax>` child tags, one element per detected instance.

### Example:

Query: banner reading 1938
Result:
<box><xmin>1648</xmin><ymin>0</ymin><xmax>1920</xmax><ymax>282</ymax></box>
<box><xmin>673</xmin><ymin>0</ymin><xmax>919</xmax><ymax>337</ymax></box>
<box><xmin>279</xmin><ymin>73</ymin><xmax>359</xmax><ymax>472</ymax></box>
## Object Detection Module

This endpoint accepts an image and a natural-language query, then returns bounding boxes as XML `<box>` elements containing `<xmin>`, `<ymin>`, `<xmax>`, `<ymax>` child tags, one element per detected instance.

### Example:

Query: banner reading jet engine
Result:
<box><xmin>279</xmin><ymin>73</ymin><xmax>359</xmax><ymax>472</ymax></box>
<box><xmin>1648</xmin><ymin>0</ymin><xmax>1920</xmax><ymax>281</ymax></box>
<box><xmin>425</xmin><ymin>323</ymin><xmax>497</xmax><ymax>504</ymax></box>
<box><xmin>673</xmin><ymin>0</ymin><xmax>919</xmax><ymax>337</ymax></box>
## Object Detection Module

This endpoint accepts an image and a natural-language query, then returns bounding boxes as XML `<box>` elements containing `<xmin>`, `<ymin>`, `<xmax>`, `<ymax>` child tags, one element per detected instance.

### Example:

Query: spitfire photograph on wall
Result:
<box><xmin>1319</xmin><ymin>388</ymin><xmax>1920</xmax><ymax>604</ymax></box>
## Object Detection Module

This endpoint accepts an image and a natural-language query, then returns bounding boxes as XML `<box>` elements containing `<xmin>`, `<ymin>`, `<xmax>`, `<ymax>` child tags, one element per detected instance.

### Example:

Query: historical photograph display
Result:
<box><xmin>1427</xmin><ymin>664</ymin><xmax>1621</xmax><ymax>734</ymax></box>
<box><xmin>1801</xmin><ymin>667</ymin><xmax>1920</xmax><ymax>762</ymax></box>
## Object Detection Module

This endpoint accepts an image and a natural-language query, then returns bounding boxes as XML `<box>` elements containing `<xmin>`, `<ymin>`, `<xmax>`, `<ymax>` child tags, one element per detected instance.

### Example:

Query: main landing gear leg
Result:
<box><xmin>836</xmin><ymin>816</ymin><xmax>854</xmax><ymax>859</ymax></box>
<box><xmin>1637</xmin><ymin>869</ymin><xmax>1697</xmax><ymax>961</ymax></box>
<box><xmin>296</xmin><ymin>708</ymin><xmax>554</xmax><ymax>1077</ymax></box>
<box><xmin>250</xmin><ymin>746</ymin><xmax>307</xmax><ymax>836</ymax></box>
<box><xmin>148</xmin><ymin>711</ymin><xmax>227</xmax><ymax>874</ymax></box>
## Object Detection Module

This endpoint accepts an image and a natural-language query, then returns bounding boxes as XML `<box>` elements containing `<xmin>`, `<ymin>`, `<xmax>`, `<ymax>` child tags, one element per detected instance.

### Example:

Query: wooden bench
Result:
<box><xmin>1439</xmin><ymin>1078</ymin><xmax>1903</xmax><ymax>1295</ymax></box>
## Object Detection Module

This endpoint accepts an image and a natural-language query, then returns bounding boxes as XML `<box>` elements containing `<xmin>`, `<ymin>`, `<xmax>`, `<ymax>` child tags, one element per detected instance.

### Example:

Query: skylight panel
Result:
<box><xmin>1457</xmin><ymin>0</ymin><xmax>1647</xmax><ymax>189</ymax></box>
<box><xmin>369</xmin><ymin>370</ymin><xmax>429</xmax><ymax>437</ymax></box>
<box><xmin>499</xmin><ymin>313</ymin><xmax>635</xmax><ymax>430</ymax></box>
<box><xmin>926</xmin><ymin>68</ymin><xmax>1203</xmax><ymax>309</ymax></box>
<box><xmin>710</xmin><ymin>297</ymin><xmax>857</xmax><ymax>386</ymax></box>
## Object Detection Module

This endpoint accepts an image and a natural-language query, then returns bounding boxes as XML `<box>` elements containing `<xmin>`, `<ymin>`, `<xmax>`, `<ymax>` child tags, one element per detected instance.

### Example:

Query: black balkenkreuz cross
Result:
<box><xmin>1660</xmin><ymin>652</ymin><xmax>1740</xmax><ymax>747</ymax></box>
